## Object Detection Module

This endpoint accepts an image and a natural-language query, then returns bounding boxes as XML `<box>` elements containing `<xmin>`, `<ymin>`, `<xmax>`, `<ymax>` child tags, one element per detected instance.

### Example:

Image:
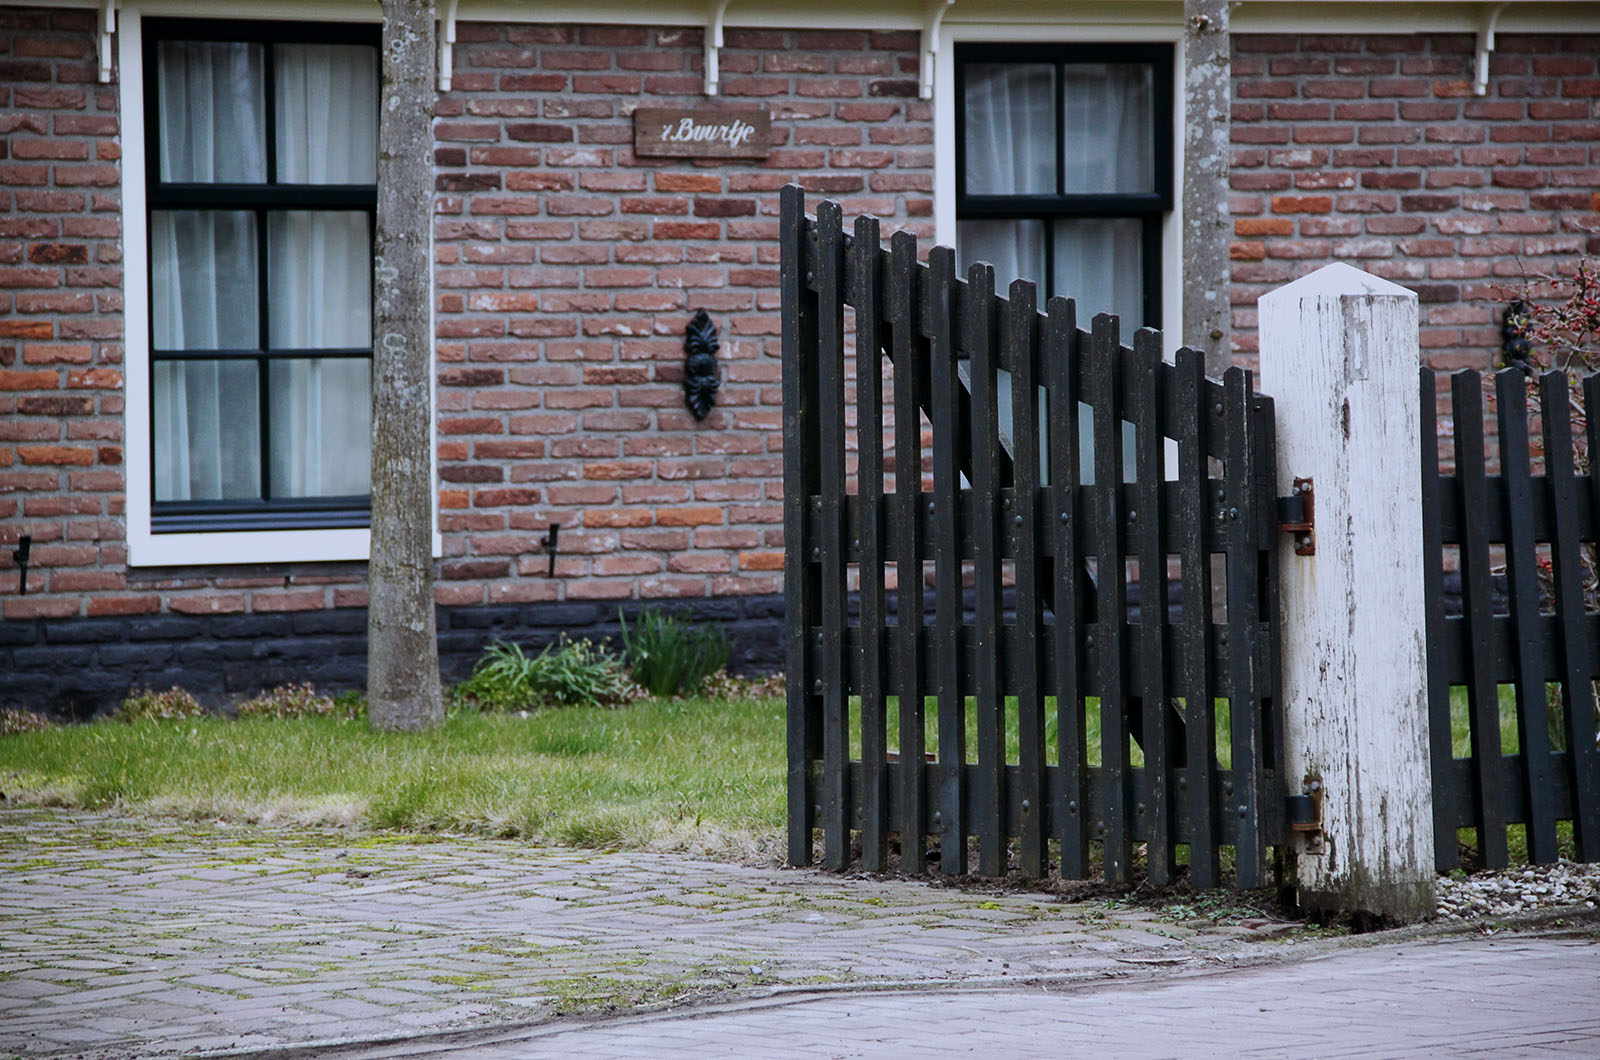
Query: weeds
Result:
<box><xmin>453</xmin><ymin>637</ymin><xmax>635</xmax><ymax>711</ymax></box>
<box><xmin>619</xmin><ymin>607</ymin><xmax>730</xmax><ymax>698</ymax></box>
<box><xmin>236</xmin><ymin>683</ymin><xmax>354</xmax><ymax>720</ymax></box>
<box><xmin>114</xmin><ymin>687</ymin><xmax>205</xmax><ymax>723</ymax></box>
<box><xmin>0</xmin><ymin>708</ymin><xmax>52</xmax><ymax>736</ymax></box>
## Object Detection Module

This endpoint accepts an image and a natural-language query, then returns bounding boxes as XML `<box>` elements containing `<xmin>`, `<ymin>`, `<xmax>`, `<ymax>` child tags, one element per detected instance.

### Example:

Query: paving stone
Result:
<box><xmin>1</xmin><ymin>809</ymin><xmax>1596</xmax><ymax>1060</ymax></box>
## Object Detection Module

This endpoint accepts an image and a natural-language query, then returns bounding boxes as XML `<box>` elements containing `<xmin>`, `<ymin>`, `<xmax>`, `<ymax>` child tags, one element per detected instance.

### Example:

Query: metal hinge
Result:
<box><xmin>1285</xmin><ymin>774</ymin><xmax>1325</xmax><ymax>855</ymax></box>
<box><xmin>1276</xmin><ymin>477</ymin><xmax>1315</xmax><ymax>556</ymax></box>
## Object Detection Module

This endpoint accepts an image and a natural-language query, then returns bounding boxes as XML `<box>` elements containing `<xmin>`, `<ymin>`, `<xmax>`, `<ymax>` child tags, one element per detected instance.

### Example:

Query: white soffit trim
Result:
<box><xmin>37</xmin><ymin>0</ymin><xmax>1600</xmax><ymax>34</ymax></box>
<box><xmin>1235</xmin><ymin>1</ymin><xmax>1600</xmax><ymax>34</ymax></box>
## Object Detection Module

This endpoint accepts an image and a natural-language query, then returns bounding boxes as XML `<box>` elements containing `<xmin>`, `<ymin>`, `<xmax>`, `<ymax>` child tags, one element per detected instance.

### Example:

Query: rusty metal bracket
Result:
<box><xmin>1286</xmin><ymin>774</ymin><xmax>1325</xmax><ymax>855</ymax></box>
<box><xmin>1277</xmin><ymin>477</ymin><xmax>1315</xmax><ymax>555</ymax></box>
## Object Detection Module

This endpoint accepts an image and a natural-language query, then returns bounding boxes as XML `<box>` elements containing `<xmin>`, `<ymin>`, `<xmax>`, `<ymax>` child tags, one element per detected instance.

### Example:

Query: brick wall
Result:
<box><xmin>1229</xmin><ymin>33</ymin><xmax>1600</xmax><ymax>369</ymax></box>
<box><xmin>0</xmin><ymin>6</ymin><xmax>124</xmax><ymax>621</ymax></box>
<box><xmin>430</xmin><ymin>22</ymin><xmax>931</xmax><ymax>609</ymax></box>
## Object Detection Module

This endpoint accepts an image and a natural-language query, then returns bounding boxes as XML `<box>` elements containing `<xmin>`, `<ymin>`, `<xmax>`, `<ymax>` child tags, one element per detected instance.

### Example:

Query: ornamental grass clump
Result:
<box><xmin>453</xmin><ymin>637</ymin><xmax>634</xmax><ymax>712</ymax></box>
<box><xmin>114</xmin><ymin>686</ymin><xmax>206</xmax><ymax>722</ymax></box>
<box><xmin>619</xmin><ymin>606</ymin><xmax>731</xmax><ymax>698</ymax></box>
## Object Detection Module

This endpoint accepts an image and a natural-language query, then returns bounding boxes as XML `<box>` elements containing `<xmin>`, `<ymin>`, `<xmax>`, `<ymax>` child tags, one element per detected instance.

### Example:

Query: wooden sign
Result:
<box><xmin>633</xmin><ymin>106</ymin><xmax>772</xmax><ymax>160</ymax></box>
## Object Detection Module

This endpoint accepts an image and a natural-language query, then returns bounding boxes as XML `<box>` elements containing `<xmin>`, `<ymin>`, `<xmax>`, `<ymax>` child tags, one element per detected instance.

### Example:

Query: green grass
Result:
<box><xmin>0</xmin><ymin>698</ymin><xmax>786</xmax><ymax>858</ymax></box>
<box><xmin>1446</xmin><ymin>683</ymin><xmax>1572</xmax><ymax>758</ymax></box>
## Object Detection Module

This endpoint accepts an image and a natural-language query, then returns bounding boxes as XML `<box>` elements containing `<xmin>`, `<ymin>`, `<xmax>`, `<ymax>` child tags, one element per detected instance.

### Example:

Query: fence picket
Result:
<box><xmin>1047</xmin><ymin>298</ymin><xmax>1089</xmax><ymax>879</ymax></box>
<box><xmin>1009</xmin><ymin>279</ymin><xmax>1046</xmax><ymax>878</ymax></box>
<box><xmin>1174</xmin><ymin>348</ymin><xmax>1219</xmax><ymax>886</ymax></box>
<box><xmin>780</xmin><ymin>186</ymin><xmax>818</xmax><ymax>867</ymax></box>
<box><xmin>815</xmin><ymin>202</ymin><xmax>850</xmax><ymax>873</ymax></box>
<box><xmin>1090</xmin><ymin>314</ymin><xmax>1132</xmax><ymax>884</ymax></box>
<box><xmin>928</xmin><ymin>246</ymin><xmax>967</xmax><ymax>876</ymax></box>
<box><xmin>1224</xmin><ymin>365</ymin><xmax>1266</xmax><ymax>888</ymax></box>
<box><xmin>1420</xmin><ymin>368</ymin><xmax>1458</xmax><ymax>872</ymax></box>
<box><xmin>1542</xmin><ymin>370</ymin><xmax>1599</xmax><ymax>862</ymax></box>
<box><xmin>890</xmin><ymin>230</ymin><xmax>927</xmax><ymax>874</ymax></box>
<box><xmin>853</xmin><ymin>215</ymin><xmax>888</xmax><ymax>873</ymax></box>
<box><xmin>1494</xmin><ymin>370</ymin><xmax>1559</xmax><ymax>863</ymax></box>
<box><xmin>1452</xmin><ymin>370</ymin><xmax>1511</xmax><ymax>868</ymax></box>
<box><xmin>967</xmin><ymin>263</ymin><xmax>1006</xmax><ymax>878</ymax></box>
<box><xmin>1129</xmin><ymin>330</ymin><xmax>1173</xmax><ymax>884</ymax></box>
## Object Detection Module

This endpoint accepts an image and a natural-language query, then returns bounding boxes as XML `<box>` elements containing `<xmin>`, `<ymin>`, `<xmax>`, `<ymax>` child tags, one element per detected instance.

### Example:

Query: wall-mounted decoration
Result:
<box><xmin>1502</xmin><ymin>299</ymin><xmax>1533</xmax><ymax>368</ymax></box>
<box><xmin>633</xmin><ymin>105</ymin><xmax>771</xmax><ymax>160</ymax></box>
<box><xmin>683</xmin><ymin>310</ymin><xmax>721</xmax><ymax>421</ymax></box>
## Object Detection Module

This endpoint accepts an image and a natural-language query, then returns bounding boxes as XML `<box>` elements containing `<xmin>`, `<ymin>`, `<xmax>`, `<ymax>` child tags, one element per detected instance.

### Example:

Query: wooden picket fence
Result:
<box><xmin>781</xmin><ymin>187</ymin><xmax>1284</xmax><ymax>887</ymax></box>
<box><xmin>1422</xmin><ymin>367</ymin><xmax>1600</xmax><ymax>870</ymax></box>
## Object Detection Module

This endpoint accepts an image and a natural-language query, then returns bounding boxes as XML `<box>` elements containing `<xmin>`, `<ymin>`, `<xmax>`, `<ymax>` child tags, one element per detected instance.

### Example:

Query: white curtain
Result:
<box><xmin>157</xmin><ymin>41</ymin><xmax>265</xmax><ymax>183</ymax></box>
<box><xmin>274</xmin><ymin>44</ymin><xmax>378</xmax><ymax>183</ymax></box>
<box><xmin>151</xmin><ymin>210</ymin><xmax>260</xmax><ymax>502</ymax></box>
<box><xmin>1054</xmin><ymin>218</ymin><xmax>1144</xmax><ymax>327</ymax></box>
<box><xmin>964</xmin><ymin>62</ymin><xmax>1054</xmax><ymax>196</ymax></box>
<box><xmin>1062</xmin><ymin>63</ymin><xmax>1153</xmax><ymax>194</ymax></box>
<box><xmin>151</xmin><ymin>40</ymin><xmax>375</xmax><ymax>504</ymax></box>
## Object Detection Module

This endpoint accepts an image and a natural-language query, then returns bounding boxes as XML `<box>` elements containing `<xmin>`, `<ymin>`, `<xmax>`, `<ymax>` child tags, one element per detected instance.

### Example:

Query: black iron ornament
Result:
<box><xmin>1502</xmin><ymin>299</ymin><xmax>1534</xmax><ymax>369</ymax></box>
<box><xmin>683</xmin><ymin>309</ymin><xmax>721</xmax><ymax>420</ymax></box>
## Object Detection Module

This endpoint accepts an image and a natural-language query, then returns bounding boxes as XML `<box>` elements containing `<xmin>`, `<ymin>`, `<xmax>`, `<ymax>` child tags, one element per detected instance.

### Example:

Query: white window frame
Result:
<box><xmin>119</xmin><ymin>5</ymin><xmax>436</xmax><ymax>566</ymax></box>
<box><xmin>934</xmin><ymin>17</ymin><xmax>1185</xmax><ymax>357</ymax></box>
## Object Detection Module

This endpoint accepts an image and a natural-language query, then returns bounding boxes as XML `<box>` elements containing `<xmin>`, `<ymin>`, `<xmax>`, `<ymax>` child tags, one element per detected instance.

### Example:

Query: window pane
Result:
<box><xmin>964</xmin><ymin>63</ymin><xmax>1055</xmax><ymax>195</ymax></box>
<box><xmin>153</xmin><ymin>359</ymin><xmax>261</xmax><ymax>502</ymax></box>
<box><xmin>1062</xmin><ymin>63</ymin><xmax>1154</xmax><ymax>194</ymax></box>
<box><xmin>151</xmin><ymin>210</ymin><xmax>259</xmax><ymax>350</ymax></box>
<box><xmin>268</xmin><ymin>358</ymin><xmax>371</xmax><ymax>498</ymax></box>
<box><xmin>275</xmin><ymin>44</ymin><xmax>379</xmax><ymax>184</ymax></box>
<box><xmin>1053</xmin><ymin>218</ymin><xmax>1144</xmax><ymax>327</ymax></box>
<box><xmin>267</xmin><ymin>211</ymin><xmax>372</xmax><ymax>348</ymax></box>
<box><xmin>157</xmin><ymin>41</ymin><xmax>266</xmax><ymax>183</ymax></box>
<box><xmin>958</xmin><ymin>218</ymin><xmax>1046</xmax><ymax>290</ymax></box>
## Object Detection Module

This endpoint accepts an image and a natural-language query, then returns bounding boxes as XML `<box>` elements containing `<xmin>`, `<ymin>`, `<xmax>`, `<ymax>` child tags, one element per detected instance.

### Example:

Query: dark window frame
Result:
<box><xmin>955</xmin><ymin>41</ymin><xmax>1174</xmax><ymax>328</ymax></box>
<box><xmin>143</xmin><ymin>17</ymin><xmax>378</xmax><ymax>534</ymax></box>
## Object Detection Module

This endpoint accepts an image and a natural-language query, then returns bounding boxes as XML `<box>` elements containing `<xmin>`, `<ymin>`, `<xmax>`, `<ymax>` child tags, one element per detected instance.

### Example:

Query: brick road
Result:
<box><xmin>0</xmin><ymin>810</ymin><xmax>1594</xmax><ymax>1059</ymax></box>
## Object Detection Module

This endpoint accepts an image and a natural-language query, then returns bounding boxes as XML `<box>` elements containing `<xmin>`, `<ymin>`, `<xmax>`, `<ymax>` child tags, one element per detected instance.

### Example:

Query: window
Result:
<box><xmin>144</xmin><ymin>19</ymin><xmax>378</xmax><ymax>533</ymax></box>
<box><xmin>956</xmin><ymin>43</ymin><xmax>1172</xmax><ymax>328</ymax></box>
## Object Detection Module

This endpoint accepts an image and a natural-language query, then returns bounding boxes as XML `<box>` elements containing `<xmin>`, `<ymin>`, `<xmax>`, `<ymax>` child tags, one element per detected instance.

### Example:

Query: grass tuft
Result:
<box><xmin>619</xmin><ymin>607</ymin><xmax>730</xmax><ymax>698</ymax></box>
<box><xmin>452</xmin><ymin>638</ymin><xmax>635</xmax><ymax>712</ymax></box>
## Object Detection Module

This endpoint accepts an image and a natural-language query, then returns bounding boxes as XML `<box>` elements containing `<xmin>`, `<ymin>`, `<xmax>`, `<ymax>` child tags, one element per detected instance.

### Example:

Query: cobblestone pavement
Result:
<box><xmin>0</xmin><ymin>810</ymin><xmax>1594</xmax><ymax>1060</ymax></box>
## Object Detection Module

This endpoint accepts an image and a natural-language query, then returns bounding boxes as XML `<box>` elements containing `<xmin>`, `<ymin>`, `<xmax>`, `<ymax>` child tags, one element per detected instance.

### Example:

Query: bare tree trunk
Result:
<box><xmin>1183</xmin><ymin>0</ymin><xmax>1232</xmax><ymax>378</ymax></box>
<box><xmin>368</xmin><ymin>0</ymin><xmax>442</xmax><ymax>732</ymax></box>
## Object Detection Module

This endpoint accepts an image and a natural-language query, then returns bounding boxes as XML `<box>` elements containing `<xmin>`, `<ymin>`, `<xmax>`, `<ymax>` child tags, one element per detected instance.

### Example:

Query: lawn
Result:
<box><xmin>0</xmin><ymin>682</ymin><xmax>1543</xmax><ymax>864</ymax></box>
<box><xmin>0</xmin><ymin>697</ymin><xmax>788</xmax><ymax>861</ymax></box>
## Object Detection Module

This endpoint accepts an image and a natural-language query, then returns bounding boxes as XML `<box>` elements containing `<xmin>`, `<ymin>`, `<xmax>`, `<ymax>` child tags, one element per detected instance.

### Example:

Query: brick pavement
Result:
<box><xmin>0</xmin><ymin>809</ymin><xmax>1594</xmax><ymax>1060</ymax></box>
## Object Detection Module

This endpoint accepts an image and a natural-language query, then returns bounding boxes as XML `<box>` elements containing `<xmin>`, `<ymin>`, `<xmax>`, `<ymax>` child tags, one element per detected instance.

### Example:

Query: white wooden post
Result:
<box><xmin>1259</xmin><ymin>263</ymin><xmax>1435</xmax><ymax>923</ymax></box>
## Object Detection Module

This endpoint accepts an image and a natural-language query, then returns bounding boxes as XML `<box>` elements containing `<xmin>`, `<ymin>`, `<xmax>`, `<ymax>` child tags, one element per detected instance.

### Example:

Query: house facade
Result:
<box><xmin>3</xmin><ymin>0</ymin><xmax>1598</xmax><ymax>714</ymax></box>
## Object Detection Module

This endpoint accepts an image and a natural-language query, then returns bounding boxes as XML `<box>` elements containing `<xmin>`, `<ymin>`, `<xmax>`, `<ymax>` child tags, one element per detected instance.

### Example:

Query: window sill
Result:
<box><xmin>128</xmin><ymin>526</ymin><xmax>372</xmax><ymax>567</ymax></box>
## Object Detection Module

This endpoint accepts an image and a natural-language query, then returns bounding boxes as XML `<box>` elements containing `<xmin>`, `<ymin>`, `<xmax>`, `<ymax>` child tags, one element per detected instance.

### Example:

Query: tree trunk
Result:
<box><xmin>368</xmin><ymin>0</ymin><xmax>443</xmax><ymax>732</ymax></box>
<box><xmin>1182</xmin><ymin>0</ymin><xmax>1232</xmax><ymax>378</ymax></box>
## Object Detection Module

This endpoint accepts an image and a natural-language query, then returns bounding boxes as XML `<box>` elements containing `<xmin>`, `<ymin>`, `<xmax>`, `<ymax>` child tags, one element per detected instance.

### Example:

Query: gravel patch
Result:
<box><xmin>1435</xmin><ymin>860</ymin><xmax>1600</xmax><ymax>920</ymax></box>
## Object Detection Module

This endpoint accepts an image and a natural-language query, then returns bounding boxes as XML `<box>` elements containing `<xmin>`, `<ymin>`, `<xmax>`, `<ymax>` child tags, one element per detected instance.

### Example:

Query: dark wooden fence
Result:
<box><xmin>782</xmin><ymin>187</ymin><xmax>1283</xmax><ymax>887</ymax></box>
<box><xmin>1422</xmin><ymin>367</ymin><xmax>1600</xmax><ymax>871</ymax></box>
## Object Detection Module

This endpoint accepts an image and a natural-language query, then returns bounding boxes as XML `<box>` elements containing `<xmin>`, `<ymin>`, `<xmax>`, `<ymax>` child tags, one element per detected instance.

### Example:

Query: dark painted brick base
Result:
<box><xmin>2</xmin><ymin>595</ymin><xmax>785</xmax><ymax>719</ymax></box>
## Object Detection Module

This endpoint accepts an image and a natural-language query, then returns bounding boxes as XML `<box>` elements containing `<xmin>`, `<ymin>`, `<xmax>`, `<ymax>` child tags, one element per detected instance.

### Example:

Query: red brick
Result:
<box><xmin>1270</xmin><ymin>195</ymin><xmax>1333</xmax><ymax>214</ymax></box>
<box><xmin>251</xmin><ymin>590</ymin><xmax>327</xmax><ymax>612</ymax></box>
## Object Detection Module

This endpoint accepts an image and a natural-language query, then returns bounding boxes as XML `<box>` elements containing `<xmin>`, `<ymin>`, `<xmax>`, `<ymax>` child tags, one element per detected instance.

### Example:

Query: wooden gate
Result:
<box><xmin>1421</xmin><ymin>367</ymin><xmax>1600</xmax><ymax>871</ymax></box>
<box><xmin>781</xmin><ymin>188</ymin><xmax>1283</xmax><ymax>887</ymax></box>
